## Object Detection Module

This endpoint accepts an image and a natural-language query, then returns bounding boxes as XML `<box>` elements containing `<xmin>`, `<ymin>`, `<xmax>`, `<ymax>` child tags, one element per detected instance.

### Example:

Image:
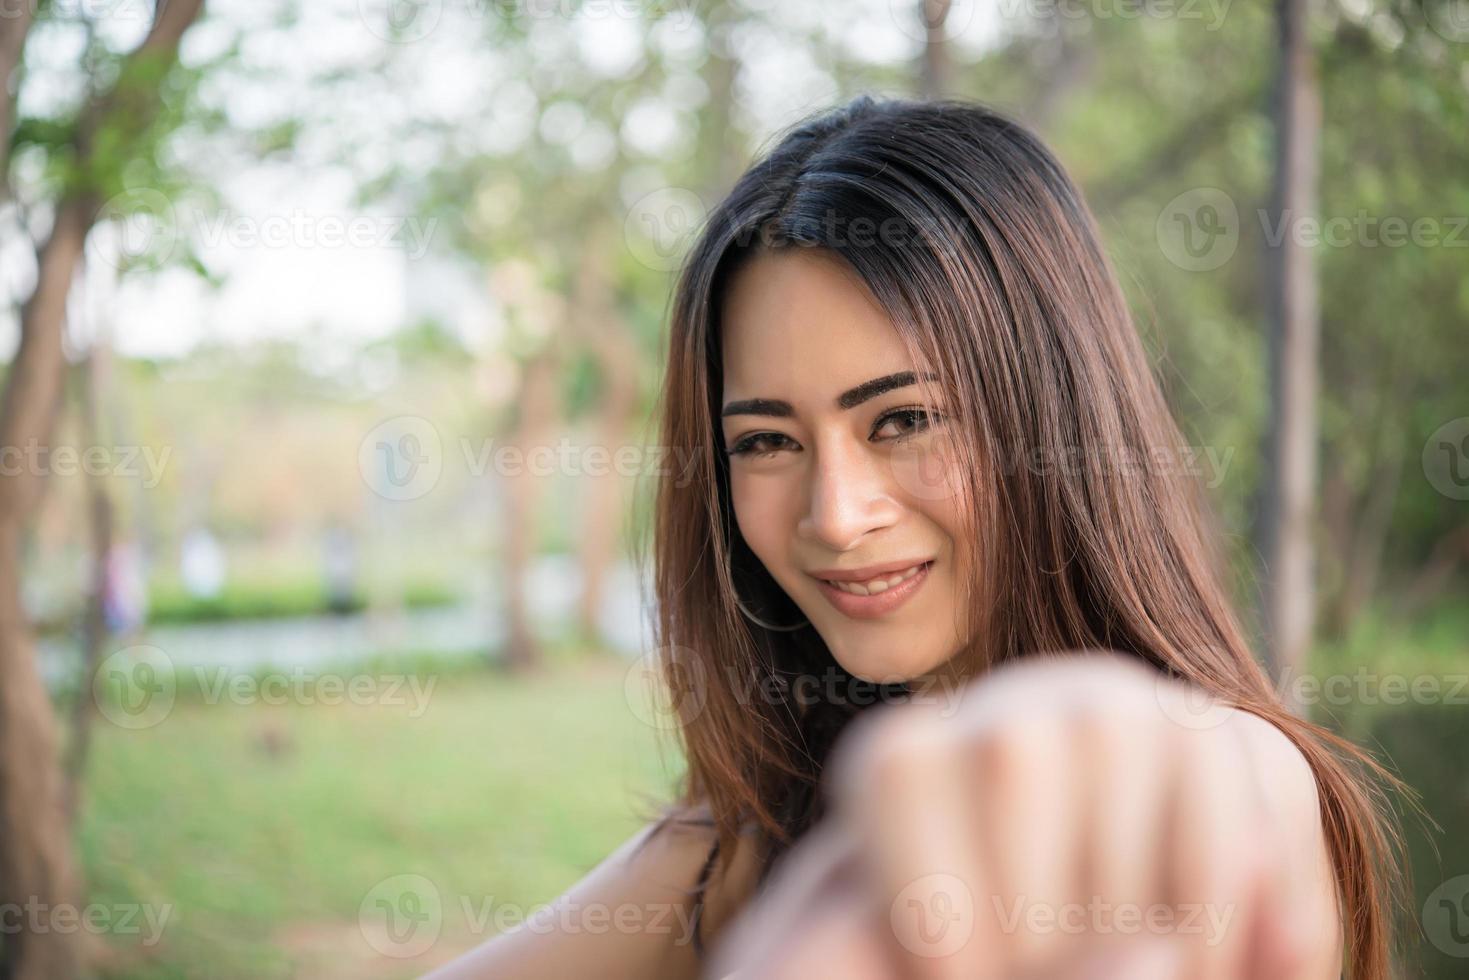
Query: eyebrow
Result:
<box><xmin>720</xmin><ymin>371</ymin><xmax>939</xmax><ymax>418</ymax></box>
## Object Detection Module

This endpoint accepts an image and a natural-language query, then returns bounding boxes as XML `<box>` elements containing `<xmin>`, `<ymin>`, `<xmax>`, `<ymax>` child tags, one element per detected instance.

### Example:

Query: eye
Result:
<box><xmin>872</xmin><ymin>406</ymin><xmax>942</xmax><ymax>441</ymax></box>
<box><xmin>727</xmin><ymin>431</ymin><xmax>799</xmax><ymax>458</ymax></box>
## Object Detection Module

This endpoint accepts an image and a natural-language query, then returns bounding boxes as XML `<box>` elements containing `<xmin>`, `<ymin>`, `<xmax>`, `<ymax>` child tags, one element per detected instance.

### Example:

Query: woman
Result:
<box><xmin>427</xmin><ymin>96</ymin><xmax>1406</xmax><ymax>979</ymax></box>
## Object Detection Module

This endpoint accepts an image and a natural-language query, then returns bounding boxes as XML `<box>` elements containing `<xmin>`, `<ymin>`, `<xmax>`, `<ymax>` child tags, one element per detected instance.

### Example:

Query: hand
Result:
<box><xmin>707</xmin><ymin>652</ymin><xmax>1340</xmax><ymax>980</ymax></box>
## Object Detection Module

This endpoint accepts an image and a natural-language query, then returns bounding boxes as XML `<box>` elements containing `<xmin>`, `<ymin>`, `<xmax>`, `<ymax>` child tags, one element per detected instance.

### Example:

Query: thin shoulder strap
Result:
<box><xmin>689</xmin><ymin>835</ymin><xmax>721</xmax><ymax>960</ymax></box>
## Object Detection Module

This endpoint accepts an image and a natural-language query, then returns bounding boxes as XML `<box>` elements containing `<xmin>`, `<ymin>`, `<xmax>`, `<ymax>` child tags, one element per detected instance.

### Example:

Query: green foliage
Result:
<box><xmin>1365</xmin><ymin>700</ymin><xmax>1469</xmax><ymax>980</ymax></box>
<box><xmin>960</xmin><ymin>3</ymin><xmax>1469</xmax><ymax>611</ymax></box>
<box><xmin>144</xmin><ymin>577</ymin><xmax>458</xmax><ymax>626</ymax></box>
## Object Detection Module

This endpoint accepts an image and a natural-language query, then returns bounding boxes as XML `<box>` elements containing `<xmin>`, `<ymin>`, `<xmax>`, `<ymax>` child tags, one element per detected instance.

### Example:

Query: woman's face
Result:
<box><xmin>720</xmin><ymin>247</ymin><xmax>970</xmax><ymax>683</ymax></box>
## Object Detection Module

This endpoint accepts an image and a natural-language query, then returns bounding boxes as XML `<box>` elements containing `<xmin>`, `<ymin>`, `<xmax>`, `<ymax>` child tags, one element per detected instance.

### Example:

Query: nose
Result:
<box><xmin>796</xmin><ymin>437</ymin><xmax>902</xmax><ymax>552</ymax></box>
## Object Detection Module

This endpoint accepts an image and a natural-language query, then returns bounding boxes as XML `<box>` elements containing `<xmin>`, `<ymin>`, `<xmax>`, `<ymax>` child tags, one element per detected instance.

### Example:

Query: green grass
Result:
<box><xmin>77</xmin><ymin>657</ymin><xmax>685</xmax><ymax>979</ymax></box>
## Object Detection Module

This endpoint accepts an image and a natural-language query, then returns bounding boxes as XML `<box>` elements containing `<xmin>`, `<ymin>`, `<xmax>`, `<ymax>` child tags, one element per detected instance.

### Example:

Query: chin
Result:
<box><xmin>823</xmin><ymin>633</ymin><xmax>952</xmax><ymax>685</ymax></box>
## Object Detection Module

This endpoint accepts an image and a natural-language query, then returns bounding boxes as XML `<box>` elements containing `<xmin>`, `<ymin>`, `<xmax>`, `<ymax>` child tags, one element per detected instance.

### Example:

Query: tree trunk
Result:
<box><xmin>1259</xmin><ymin>0</ymin><xmax>1321</xmax><ymax>713</ymax></box>
<box><xmin>64</xmin><ymin>339</ymin><xmax>116</xmax><ymax>819</ymax></box>
<box><xmin>1333</xmin><ymin>455</ymin><xmax>1402</xmax><ymax>632</ymax></box>
<box><xmin>917</xmin><ymin>0</ymin><xmax>952</xmax><ymax>98</ymax></box>
<box><xmin>500</xmin><ymin>346</ymin><xmax>561</xmax><ymax>672</ymax></box>
<box><xmin>0</xmin><ymin>0</ymin><xmax>36</xmax><ymax>201</ymax></box>
<box><xmin>0</xmin><ymin>4</ymin><xmax>205</xmax><ymax>975</ymax></box>
<box><xmin>1321</xmin><ymin>446</ymin><xmax>1404</xmax><ymax>639</ymax></box>
<box><xmin>1027</xmin><ymin>23</ymin><xmax>1096</xmax><ymax>137</ymax></box>
<box><xmin>698</xmin><ymin>0</ymin><xmax>742</xmax><ymax>200</ymax></box>
<box><xmin>0</xmin><ymin>196</ymin><xmax>92</xmax><ymax>980</ymax></box>
<box><xmin>566</xmin><ymin>227</ymin><xmax>639</xmax><ymax>649</ymax></box>
<box><xmin>1399</xmin><ymin>527</ymin><xmax>1469</xmax><ymax>613</ymax></box>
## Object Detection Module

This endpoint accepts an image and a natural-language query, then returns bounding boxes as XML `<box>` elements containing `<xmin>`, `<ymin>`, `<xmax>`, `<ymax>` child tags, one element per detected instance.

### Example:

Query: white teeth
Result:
<box><xmin>826</xmin><ymin>562</ymin><xmax>926</xmax><ymax>595</ymax></box>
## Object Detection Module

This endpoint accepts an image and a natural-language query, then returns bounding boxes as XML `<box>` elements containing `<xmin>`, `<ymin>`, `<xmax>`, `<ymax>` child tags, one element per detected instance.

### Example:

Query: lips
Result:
<box><xmin>817</xmin><ymin>561</ymin><xmax>927</xmax><ymax>595</ymax></box>
<box><xmin>808</xmin><ymin>559</ymin><xmax>935</xmax><ymax>620</ymax></box>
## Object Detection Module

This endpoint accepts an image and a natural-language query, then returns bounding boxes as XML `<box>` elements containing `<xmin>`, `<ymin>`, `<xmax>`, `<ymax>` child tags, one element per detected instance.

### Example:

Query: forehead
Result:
<box><xmin>719</xmin><ymin>248</ymin><xmax>912</xmax><ymax>399</ymax></box>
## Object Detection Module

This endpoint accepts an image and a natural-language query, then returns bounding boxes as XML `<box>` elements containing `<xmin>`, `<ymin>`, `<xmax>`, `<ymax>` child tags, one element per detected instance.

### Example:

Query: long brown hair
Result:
<box><xmin>643</xmin><ymin>95</ymin><xmax>1408</xmax><ymax>977</ymax></box>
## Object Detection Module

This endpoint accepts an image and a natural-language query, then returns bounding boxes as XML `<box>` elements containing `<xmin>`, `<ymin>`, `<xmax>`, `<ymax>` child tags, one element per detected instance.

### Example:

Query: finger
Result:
<box><xmin>1074</xmin><ymin>701</ymin><xmax>1170</xmax><ymax>959</ymax></box>
<box><xmin>726</xmin><ymin>882</ymin><xmax>894</xmax><ymax>980</ymax></box>
<box><xmin>1162</xmin><ymin>723</ymin><xmax>1259</xmax><ymax>980</ymax></box>
<box><xmin>975</xmin><ymin>711</ymin><xmax>1081</xmax><ymax>975</ymax></box>
<box><xmin>1231</xmin><ymin>724</ymin><xmax>1341</xmax><ymax>980</ymax></box>
<box><xmin>1240</xmin><ymin>840</ymin><xmax>1313</xmax><ymax>980</ymax></box>
<box><xmin>1053</xmin><ymin>936</ymin><xmax>1186</xmax><ymax>980</ymax></box>
<box><xmin>834</xmin><ymin>708</ymin><xmax>1000</xmax><ymax>980</ymax></box>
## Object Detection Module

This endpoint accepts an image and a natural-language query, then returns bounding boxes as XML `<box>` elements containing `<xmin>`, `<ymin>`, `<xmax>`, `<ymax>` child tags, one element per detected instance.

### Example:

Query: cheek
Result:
<box><xmin>730</xmin><ymin>471</ymin><xmax>799</xmax><ymax>567</ymax></box>
<box><xmin>891</xmin><ymin>433</ymin><xmax>971</xmax><ymax>547</ymax></box>
<box><xmin>910</xmin><ymin>492</ymin><xmax>964</xmax><ymax>547</ymax></box>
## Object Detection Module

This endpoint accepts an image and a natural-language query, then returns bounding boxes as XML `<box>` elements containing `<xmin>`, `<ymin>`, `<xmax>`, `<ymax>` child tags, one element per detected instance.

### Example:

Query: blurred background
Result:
<box><xmin>0</xmin><ymin>0</ymin><xmax>1465</xmax><ymax>977</ymax></box>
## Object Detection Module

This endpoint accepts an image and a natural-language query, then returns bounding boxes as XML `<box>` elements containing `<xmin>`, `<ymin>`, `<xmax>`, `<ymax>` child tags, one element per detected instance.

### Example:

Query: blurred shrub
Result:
<box><xmin>1365</xmin><ymin>700</ymin><xmax>1469</xmax><ymax>978</ymax></box>
<box><xmin>146</xmin><ymin>577</ymin><xmax>458</xmax><ymax>624</ymax></box>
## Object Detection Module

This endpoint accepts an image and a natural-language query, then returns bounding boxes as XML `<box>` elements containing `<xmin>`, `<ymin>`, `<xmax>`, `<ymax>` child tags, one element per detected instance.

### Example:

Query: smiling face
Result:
<box><xmin>719</xmin><ymin>246</ymin><xmax>971</xmax><ymax>683</ymax></box>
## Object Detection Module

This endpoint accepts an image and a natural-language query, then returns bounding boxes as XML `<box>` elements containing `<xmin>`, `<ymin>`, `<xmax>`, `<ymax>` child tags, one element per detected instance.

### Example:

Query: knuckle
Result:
<box><xmin>839</xmin><ymin>706</ymin><xmax>951</xmax><ymax>796</ymax></box>
<box><xmin>974</xmin><ymin>713</ymin><xmax>1066</xmax><ymax>788</ymax></box>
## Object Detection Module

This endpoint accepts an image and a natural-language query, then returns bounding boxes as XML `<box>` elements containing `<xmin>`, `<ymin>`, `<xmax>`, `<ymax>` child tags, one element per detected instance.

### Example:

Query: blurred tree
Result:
<box><xmin>504</xmin><ymin>344</ymin><xmax>563</xmax><ymax>670</ymax></box>
<box><xmin>966</xmin><ymin>1</ymin><xmax>1467</xmax><ymax>647</ymax></box>
<box><xmin>61</xmin><ymin>257</ymin><xmax>117</xmax><ymax>821</ymax></box>
<box><xmin>1260</xmin><ymin>0</ymin><xmax>1322</xmax><ymax>706</ymax></box>
<box><xmin>344</xmin><ymin>1</ymin><xmax>767</xmax><ymax>665</ymax></box>
<box><xmin>696</xmin><ymin>0</ymin><xmax>743</xmax><ymax>198</ymax></box>
<box><xmin>918</xmin><ymin>0</ymin><xmax>953</xmax><ymax>97</ymax></box>
<box><xmin>0</xmin><ymin>2</ymin><xmax>207</xmax><ymax>977</ymax></box>
<box><xmin>1314</xmin><ymin>1</ymin><xmax>1469</xmax><ymax>631</ymax></box>
<box><xmin>565</xmin><ymin>223</ymin><xmax>640</xmax><ymax>645</ymax></box>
